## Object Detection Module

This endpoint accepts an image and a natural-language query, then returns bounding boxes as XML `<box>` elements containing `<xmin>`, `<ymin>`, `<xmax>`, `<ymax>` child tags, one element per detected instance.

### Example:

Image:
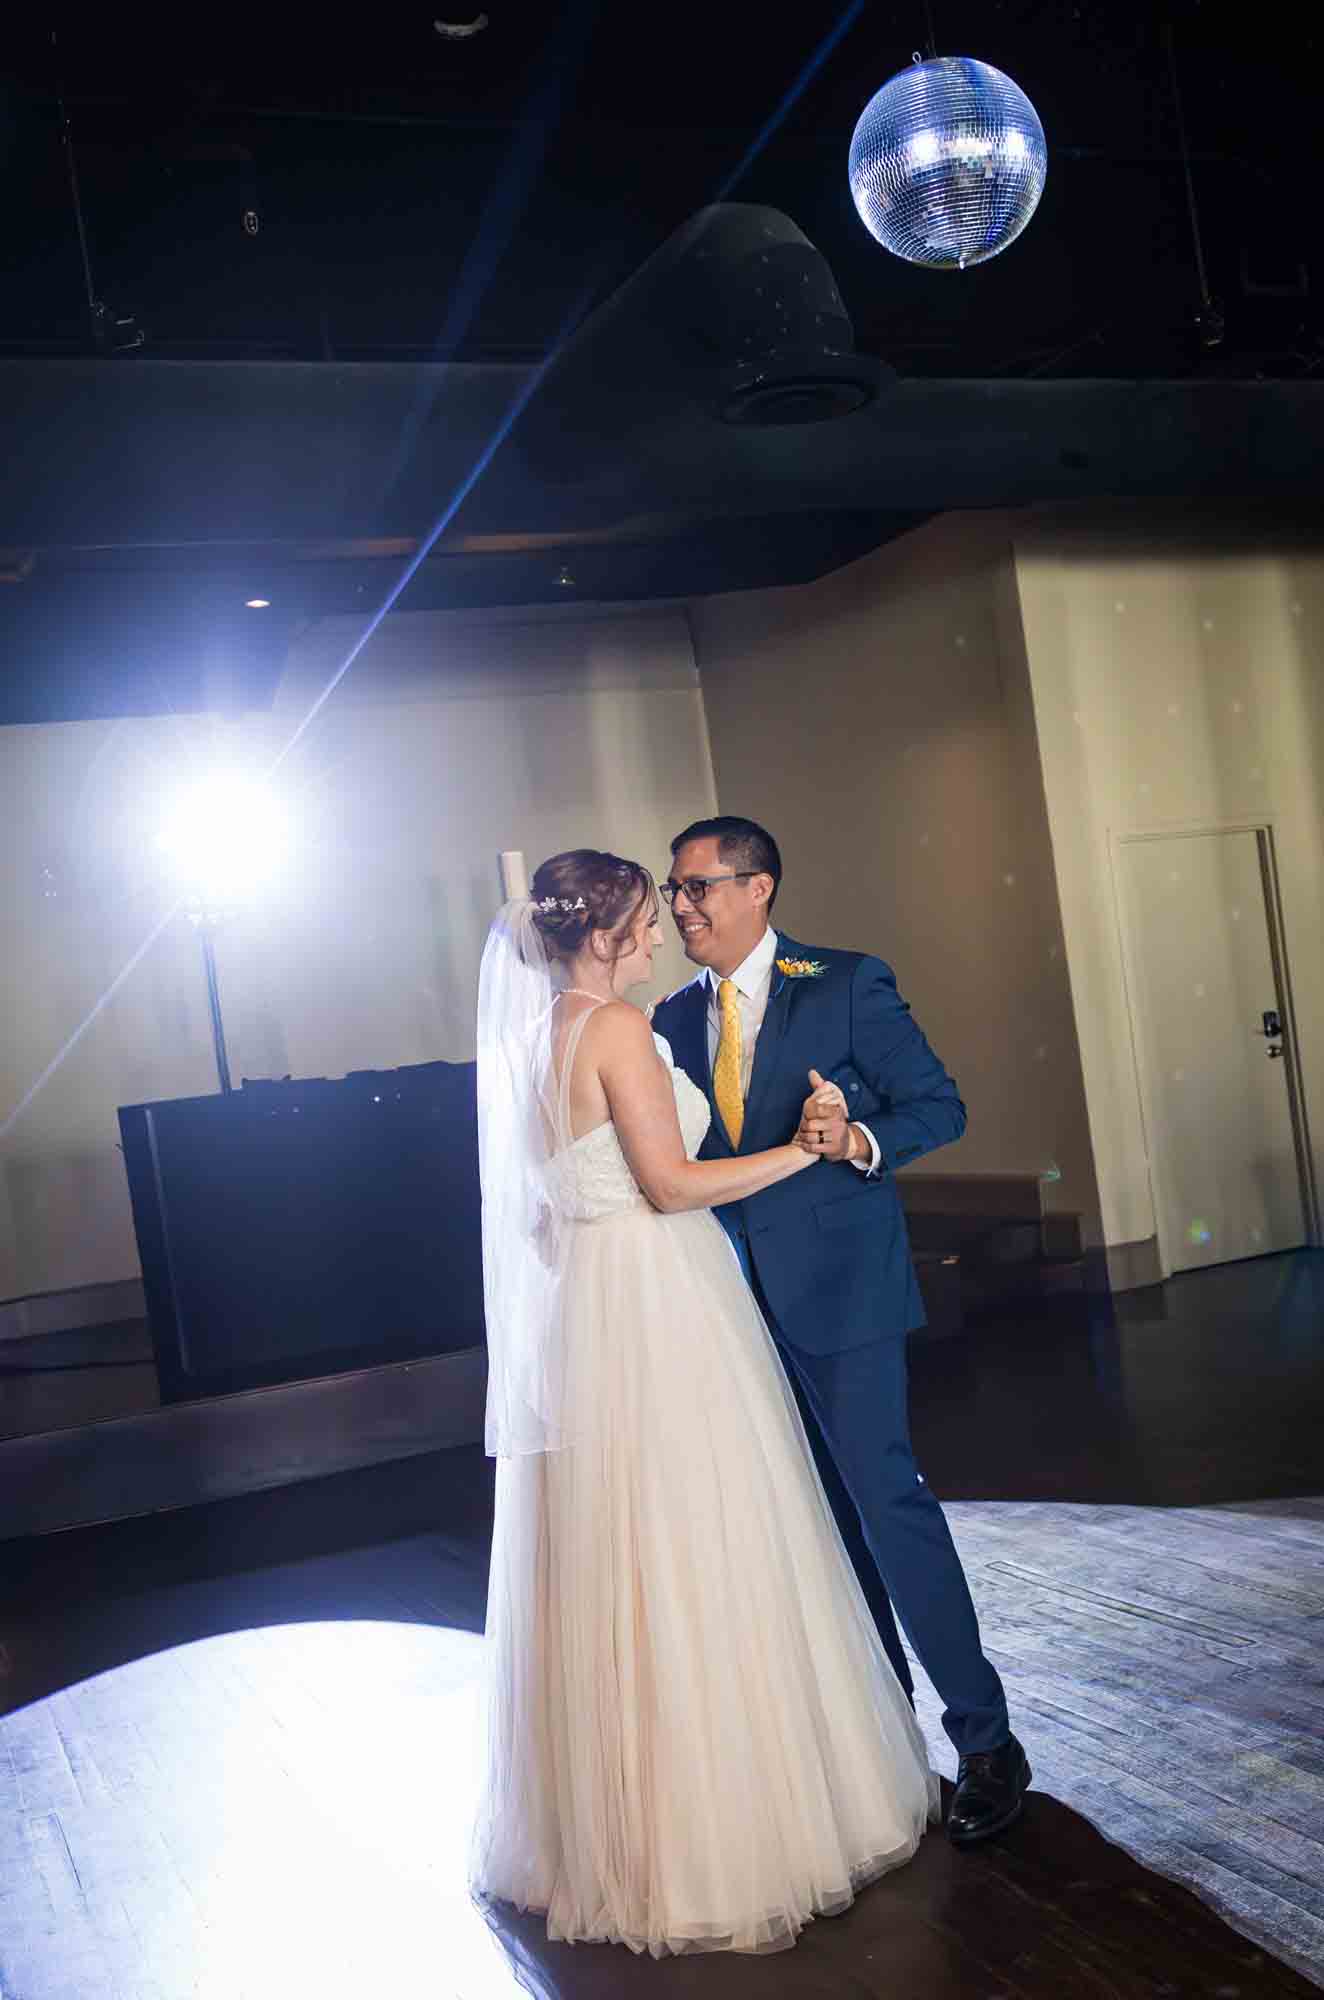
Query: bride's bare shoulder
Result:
<box><xmin>592</xmin><ymin>998</ymin><xmax>652</xmax><ymax>1034</ymax></box>
<box><xmin>589</xmin><ymin>1001</ymin><xmax>660</xmax><ymax>1058</ymax></box>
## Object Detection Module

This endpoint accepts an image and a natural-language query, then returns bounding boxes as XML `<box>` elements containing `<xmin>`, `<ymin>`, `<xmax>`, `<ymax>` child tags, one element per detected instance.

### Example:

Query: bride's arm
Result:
<box><xmin>593</xmin><ymin>1002</ymin><xmax>818</xmax><ymax>1215</ymax></box>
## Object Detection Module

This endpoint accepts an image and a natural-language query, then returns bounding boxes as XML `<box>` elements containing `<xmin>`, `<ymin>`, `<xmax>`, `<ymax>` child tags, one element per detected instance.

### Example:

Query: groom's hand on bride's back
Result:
<box><xmin>796</xmin><ymin>1069</ymin><xmax>854</xmax><ymax>1159</ymax></box>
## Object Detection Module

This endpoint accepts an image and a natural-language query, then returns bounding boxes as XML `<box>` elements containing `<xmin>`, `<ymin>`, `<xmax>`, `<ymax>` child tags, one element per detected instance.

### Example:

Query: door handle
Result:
<box><xmin>1267</xmin><ymin>1043</ymin><xmax>1284</xmax><ymax>1060</ymax></box>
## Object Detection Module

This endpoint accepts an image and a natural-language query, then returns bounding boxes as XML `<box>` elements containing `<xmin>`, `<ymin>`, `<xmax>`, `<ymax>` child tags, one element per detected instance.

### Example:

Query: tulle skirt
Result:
<box><xmin>469</xmin><ymin>1203</ymin><xmax>939</xmax><ymax>1957</ymax></box>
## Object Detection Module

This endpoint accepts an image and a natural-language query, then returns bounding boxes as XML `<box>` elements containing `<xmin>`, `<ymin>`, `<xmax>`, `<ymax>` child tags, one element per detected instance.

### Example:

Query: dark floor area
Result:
<box><xmin>0</xmin><ymin>1251</ymin><xmax>1320</xmax><ymax>1997</ymax></box>
<box><xmin>911</xmin><ymin>1248</ymin><xmax>1324</xmax><ymax>1507</ymax></box>
<box><xmin>0</xmin><ymin>1316</ymin><xmax>158</xmax><ymax>1440</ymax></box>
<box><xmin>2</xmin><ymin>1255</ymin><xmax>1321</xmax><ymax>1706</ymax></box>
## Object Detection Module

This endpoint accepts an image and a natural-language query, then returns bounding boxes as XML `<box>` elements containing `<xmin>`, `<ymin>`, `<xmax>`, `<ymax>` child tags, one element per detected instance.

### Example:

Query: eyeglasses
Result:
<box><xmin>659</xmin><ymin>871</ymin><xmax>758</xmax><ymax>907</ymax></box>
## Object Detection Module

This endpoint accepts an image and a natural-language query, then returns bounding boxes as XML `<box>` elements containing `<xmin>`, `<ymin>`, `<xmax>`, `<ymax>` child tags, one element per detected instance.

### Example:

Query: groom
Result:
<box><xmin>651</xmin><ymin>815</ymin><xmax>1030</xmax><ymax>1845</ymax></box>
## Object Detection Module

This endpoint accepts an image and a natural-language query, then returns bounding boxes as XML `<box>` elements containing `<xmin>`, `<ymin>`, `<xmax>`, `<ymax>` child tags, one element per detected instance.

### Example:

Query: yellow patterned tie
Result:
<box><xmin>713</xmin><ymin>977</ymin><xmax>744</xmax><ymax>1148</ymax></box>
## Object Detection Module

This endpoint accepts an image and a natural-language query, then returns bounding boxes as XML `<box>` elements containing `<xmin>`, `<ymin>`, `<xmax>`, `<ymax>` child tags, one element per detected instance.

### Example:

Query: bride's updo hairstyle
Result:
<box><xmin>531</xmin><ymin>849</ymin><xmax>656</xmax><ymax>966</ymax></box>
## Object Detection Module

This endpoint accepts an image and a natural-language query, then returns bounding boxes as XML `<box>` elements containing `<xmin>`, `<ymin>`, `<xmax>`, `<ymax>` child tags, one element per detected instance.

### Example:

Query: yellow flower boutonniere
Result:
<box><xmin>776</xmin><ymin>957</ymin><xmax>826</xmax><ymax>979</ymax></box>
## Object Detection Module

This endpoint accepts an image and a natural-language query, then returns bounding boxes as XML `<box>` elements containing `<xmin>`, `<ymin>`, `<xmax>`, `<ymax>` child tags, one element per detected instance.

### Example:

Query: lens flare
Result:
<box><xmin>158</xmin><ymin>772</ymin><xmax>290</xmax><ymax>915</ymax></box>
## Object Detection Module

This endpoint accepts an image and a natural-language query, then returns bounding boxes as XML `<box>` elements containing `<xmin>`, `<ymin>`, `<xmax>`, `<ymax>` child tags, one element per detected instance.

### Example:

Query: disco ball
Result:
<box><xmin>849</xmin><ymin>56</ymin><xmax>1047</xmax><ymax>271</ymax></box>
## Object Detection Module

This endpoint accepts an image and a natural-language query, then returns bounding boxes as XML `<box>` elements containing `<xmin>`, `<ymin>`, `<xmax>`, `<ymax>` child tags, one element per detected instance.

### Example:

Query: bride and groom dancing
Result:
<box><xmin>471</xmin><ymin>815</ymin><xmax>1030</xmax><ymax>1957</ymax></box>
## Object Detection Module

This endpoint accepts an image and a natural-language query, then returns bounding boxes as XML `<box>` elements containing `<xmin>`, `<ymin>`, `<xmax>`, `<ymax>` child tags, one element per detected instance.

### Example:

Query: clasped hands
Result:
<box><xmin>795</xmin><ymin>1069</ymin><xmax>863</xmax><ymax>1163</ymax></box>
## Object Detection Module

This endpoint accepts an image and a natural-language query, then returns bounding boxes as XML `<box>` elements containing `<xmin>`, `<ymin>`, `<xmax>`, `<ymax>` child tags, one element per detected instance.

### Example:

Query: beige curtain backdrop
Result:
<box><xmin>0</xmin><ymin>606</ymin><xmax>713</xmax><ymax>1303</ymax></box>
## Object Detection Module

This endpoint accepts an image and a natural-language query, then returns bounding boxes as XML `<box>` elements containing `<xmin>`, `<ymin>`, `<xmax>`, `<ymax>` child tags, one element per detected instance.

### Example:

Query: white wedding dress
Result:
<box><xmin>470</xmin><ymin>1026</ymin><xmax>939</xmax><ymax>1957</ymax></box>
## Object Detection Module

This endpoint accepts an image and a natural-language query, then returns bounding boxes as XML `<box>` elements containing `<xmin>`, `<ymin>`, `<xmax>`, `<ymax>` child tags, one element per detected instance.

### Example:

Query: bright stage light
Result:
<box><xmin>158</xmin><ymin>771</ymin><xmax>290</xmax><ymax>917</ymax></box>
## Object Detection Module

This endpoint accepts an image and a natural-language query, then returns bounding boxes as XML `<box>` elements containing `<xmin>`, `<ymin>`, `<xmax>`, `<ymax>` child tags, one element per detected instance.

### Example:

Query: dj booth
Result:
<box><xmin>118</xmin><ymin>1062</ymin><xmax>484</xmax><ymax>1404</ymax></box>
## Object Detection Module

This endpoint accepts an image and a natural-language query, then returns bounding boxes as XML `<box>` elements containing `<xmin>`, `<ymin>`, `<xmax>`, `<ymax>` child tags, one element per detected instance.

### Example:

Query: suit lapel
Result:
<box><xmin>683</xmin><ymin>974</ymin><xmax>736</xmax><ymax>1157</ymax></box>
<box><xmin>669</xmin><ymin>976</ymin><xmax>712</xmax><ymax>1098</ymax></box>
<box><xmin>739</xmin><ymin>933</ymin><xmax>795</xmax><ymax>1151</ymax></box>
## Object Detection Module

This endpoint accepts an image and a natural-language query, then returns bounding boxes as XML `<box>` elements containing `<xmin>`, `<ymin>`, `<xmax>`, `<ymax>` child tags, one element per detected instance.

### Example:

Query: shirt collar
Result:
<box><xmin>706</xmin><ymin>925</ymin><xmax>779</xmax><ymax>1001</ymax></box>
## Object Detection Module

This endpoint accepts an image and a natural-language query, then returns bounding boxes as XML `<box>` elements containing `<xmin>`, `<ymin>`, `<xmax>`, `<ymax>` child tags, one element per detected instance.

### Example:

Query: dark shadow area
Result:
<box><xmin>0</xmin><ymin>1318</ymin><xmax>158</xmax><ymax>1438</ymax></box>
<box><xmin>909</xmin><ymin>1248</ymin><xmax>1324</xmax><ymax>1508</ymax></box>
<box><xmin>3</xmin><ymin>1248</ymin><xmax>1319</xmax><ymax>1717</ymax></box>
<box><xmin>476</xmin><ymin>1786</ymin><xmax>1316</xmax><ymax>1998</ymax></box>
<box><xmin>0</xmin><ymin>1446</ymin><xmax>494</xmax><ymax>1714</ymax></box>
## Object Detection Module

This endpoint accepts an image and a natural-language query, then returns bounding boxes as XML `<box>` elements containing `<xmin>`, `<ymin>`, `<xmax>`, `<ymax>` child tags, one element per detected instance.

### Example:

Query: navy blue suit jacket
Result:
<box><xmin>650</xmin><ymin>933</ymin><xmax>966</xmax><ymax>1354</ymax></box>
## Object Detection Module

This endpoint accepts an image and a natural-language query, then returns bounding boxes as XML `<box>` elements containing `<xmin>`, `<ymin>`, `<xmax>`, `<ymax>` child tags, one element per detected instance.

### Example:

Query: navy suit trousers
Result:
<box><xmin>731</xmin><ymin>1232</ymin><xmax>1010</xmax><ymax>1758</ymax></box>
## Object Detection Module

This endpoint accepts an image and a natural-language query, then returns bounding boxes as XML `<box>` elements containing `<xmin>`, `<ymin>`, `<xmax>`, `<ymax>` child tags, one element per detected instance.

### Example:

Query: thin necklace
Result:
<box><xmin>562</xmin><ymin>987</ymin><xmax>609</xmax><ymax>1005</ymax></box>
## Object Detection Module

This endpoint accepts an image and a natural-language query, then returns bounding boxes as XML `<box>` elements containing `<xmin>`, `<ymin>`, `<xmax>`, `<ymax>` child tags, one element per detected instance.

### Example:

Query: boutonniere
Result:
<box><xmin>776</xmin><ymin>957</ymin><xmax>826</xmax><ymax>979</ymax></box>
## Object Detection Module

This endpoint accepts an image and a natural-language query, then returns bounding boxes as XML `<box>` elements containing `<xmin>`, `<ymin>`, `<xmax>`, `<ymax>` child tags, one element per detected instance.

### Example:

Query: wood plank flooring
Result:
<box><xmin>927</xmin><ymin>1494</ymin><xmax>1324</xmax><ymax>1988</ymax></box>
<box><xmin>2</xmin><ymin>1469</ymin><xmax>1321</xmax><ymax>1997</ymax></box>
<box><xmin>1</xmin><ymin>1251</ymin><xmax>1321</xmax><ymax>1996</ymax></box>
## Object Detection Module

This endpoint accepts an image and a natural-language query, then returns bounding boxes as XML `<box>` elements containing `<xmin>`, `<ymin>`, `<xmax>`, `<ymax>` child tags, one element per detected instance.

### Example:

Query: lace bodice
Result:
<box><xmin>544</xmin><ymin>1032</ymin><xmax>711</xmax><ymax>1221</ymax></box>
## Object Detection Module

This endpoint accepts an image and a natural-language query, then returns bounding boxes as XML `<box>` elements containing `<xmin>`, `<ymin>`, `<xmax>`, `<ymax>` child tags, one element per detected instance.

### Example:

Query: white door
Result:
<box><xmin>1117</xmin><ymin>828</ymin><xmax>1307</xmax><ymax>1275</ymax></box>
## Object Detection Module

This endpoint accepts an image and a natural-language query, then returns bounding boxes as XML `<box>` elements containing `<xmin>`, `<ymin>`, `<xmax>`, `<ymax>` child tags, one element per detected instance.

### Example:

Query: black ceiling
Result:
<box><xmin>2</xmin><ymin>5</ymin><xmax>1322</xmax><ymax>722</ymax></box>
<box><xmin>5</xmin><ymin>2</ymin><xmax>1320</xmax><ymax>381</ymax></box>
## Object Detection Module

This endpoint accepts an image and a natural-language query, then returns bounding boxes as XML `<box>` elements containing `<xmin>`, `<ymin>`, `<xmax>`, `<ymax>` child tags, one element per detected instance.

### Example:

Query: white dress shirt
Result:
<box><xmin>703</xmin><ymin>929</ymin><xmax>881</xmax><ymax>1175</ymax></box>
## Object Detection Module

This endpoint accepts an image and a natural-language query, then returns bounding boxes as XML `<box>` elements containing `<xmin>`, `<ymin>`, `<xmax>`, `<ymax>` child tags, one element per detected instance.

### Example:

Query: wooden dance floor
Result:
<box><xmin>2</xmin><ymin>1254</ymin><xmax>1321</xmax><ymax>1997</ymax></box>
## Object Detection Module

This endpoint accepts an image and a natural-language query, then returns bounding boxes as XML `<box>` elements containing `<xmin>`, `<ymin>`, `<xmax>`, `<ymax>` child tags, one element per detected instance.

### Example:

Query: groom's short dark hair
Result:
<box><xmin>671</xmin><ymin>816</ymin><xmax>782</xmax><ymax>911</ymax></box>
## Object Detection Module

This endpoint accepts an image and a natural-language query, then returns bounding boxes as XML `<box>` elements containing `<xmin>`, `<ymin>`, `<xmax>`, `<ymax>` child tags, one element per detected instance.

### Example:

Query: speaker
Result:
<box><xmin>118</xmin><ymin>1062</ymin><xmax>483</xmax><ymax>1402</ymax></box>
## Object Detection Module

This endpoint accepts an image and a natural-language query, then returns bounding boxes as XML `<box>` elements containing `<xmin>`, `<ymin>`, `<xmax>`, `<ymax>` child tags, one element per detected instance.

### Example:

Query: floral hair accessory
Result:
<box><xmin>776</xmin><ymin>956</ymin><xmax>826</xmax><ymax>979</ymax></box>
<box><xmin>537</xmin><ymin>896</ymin><xmax>587</xmax><ymax>914</ymax></box>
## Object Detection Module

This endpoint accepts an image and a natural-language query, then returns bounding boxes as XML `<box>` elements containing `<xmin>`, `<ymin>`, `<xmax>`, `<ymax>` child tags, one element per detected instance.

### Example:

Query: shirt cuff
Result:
<box><xmin>849</xmin><ymin>1123</ymin><xmax>882</xmax><ymax>1176</ymax></box>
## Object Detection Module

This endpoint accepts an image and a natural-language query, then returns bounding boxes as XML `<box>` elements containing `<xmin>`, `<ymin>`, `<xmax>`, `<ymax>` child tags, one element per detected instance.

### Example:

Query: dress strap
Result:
<box><xmin>551</xmin><ymin>1000</ymin><xmax>605</xmax><ymax>1150</ymax></box>
<box><xmin>561</xmin><ymin>988</ymin><xmax>608</xmax><ymax>1006</ymax></box>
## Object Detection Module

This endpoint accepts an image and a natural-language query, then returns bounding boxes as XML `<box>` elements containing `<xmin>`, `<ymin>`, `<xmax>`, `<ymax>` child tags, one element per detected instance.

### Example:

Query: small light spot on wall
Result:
<box><xmin>1168</xmin><ymin>870</ymin><xmax>1181</xmax><ymax>885</ymax></box>
<box><xmin>1034</xmin><ymin>1044</ymin><xmax>1048</xmax><ymax>1061</ymax></box>
<box><xmin>955</xmin><ymin>633</ymin><xmax>968</xmax><ymax>651</ymax></box>
<box><xmin>1167</xmin><ymin>702</ymin><xmax>1181</xmax><ymax>717</ymax></box>
<box><xmin>1072</xmin><ymin>710</ymin><xmax>1083</xmax><ymax>727</ymax></box>
<box><xmin>1114</xmin><ymin>600</ymin><xmax>1127</xmax><ymax>614</ymax></box>
<box><xmin>1230</xmin><ymin>699</ymin><xmax>1243</xmax><ymax>715</ymax></box>
<box><xmin>1173</xmin><ymin>1068</ymin><xmax>1186</xmax><ymax>1082</ymax></box>
<box><xmin>1230</xmin><ymin>906</ymin><xmax>1241</xmax><ymax>922</ymax></box>
<box><xmin>1048</xmin><ymin>944</ymin><xmax>1059</xmax><ymax>960</ymax></box>
<box><xmin>1194</xmin><ymin>983</ymin><xmax>1206</xmax><ymax>998</ymax></box>
<box><xmin>1201</xmin><ymin>617</ymin><xmax>1215</xmax><ymax>632</ymax></box>
<box><xmin>1291</xmin><ymin>601</ymin><xmax>1303</xmax><ymax>617</ymax></box>
<box><xmin>918</xmin><ymin>831</ymin><xmax>930</xmax><ymax>846</ymax></box>
<box><xmin>1138</xmin><ymin>782</ymin><xmax>1152</xmax><ymax>796</ymax></box>
<box><xmin>1250</xmin><ymin>1224</ymin><xmax>1264</xmax><ymax>1243</ymax></box>
<box><xmin>1003</xmin><ymin>872</ymin><xmax>1016</xmax><ymax>887</ymax></box>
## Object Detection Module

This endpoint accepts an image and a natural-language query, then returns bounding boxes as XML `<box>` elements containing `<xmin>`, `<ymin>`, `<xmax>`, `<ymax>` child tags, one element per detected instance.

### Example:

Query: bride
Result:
<box><xmin>470</xmin><ymin>848</ymin><xmax>939</xmax><ymax>1958</ymax></box>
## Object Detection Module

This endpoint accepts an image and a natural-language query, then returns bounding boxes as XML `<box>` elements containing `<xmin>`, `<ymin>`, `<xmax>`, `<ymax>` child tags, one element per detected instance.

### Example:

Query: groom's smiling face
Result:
<box><xmin>669</xmin><ymin>835</ymin><xmax>774</xmax><ymax>979</ymax></box>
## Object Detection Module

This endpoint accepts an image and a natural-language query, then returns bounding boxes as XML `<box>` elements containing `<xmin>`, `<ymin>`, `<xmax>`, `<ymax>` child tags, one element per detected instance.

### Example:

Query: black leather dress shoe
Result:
<box><xmin>946</xmin><ymin>1735</ymin><xmax>1032</xmax><ymax>1846</ymax></box>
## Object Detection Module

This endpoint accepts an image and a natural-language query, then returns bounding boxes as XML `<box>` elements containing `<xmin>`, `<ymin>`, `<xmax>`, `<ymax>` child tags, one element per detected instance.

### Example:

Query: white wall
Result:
<box><xmin>1013</xmin><ymin>506</ymin><xmax>1324</xmax><ymax>1260</ymax></box>
<box><xmin>691</xmin><ymin>513</ymin><xmax>1102</xmax><ymax>1237</ymax></box>
<box><xmin>0</xmin><ymin>605</ymin><xmax>713</xmax><ymax>1302</ymax></box>
<box><xmin>13</xmin><ymin>509</ymin><xmax>1316</xmax><ymax>1307</ymax></box>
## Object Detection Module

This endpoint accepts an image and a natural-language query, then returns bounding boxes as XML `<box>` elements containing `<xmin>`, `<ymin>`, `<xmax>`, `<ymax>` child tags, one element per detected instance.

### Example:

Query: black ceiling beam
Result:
<box><xmin>2</xmin><ymin>360</ymin><xmax>1323</xmax><ymax>555</ymax></box>
<box><xmin>0</xmin><ymin>510</ymin><xmax>921</xmax><ymax>725</ymax></box>
<box><xmin>22</xmin><ymin>88</ymin><xmax>1282</xmax><ymax>168</ymax></box>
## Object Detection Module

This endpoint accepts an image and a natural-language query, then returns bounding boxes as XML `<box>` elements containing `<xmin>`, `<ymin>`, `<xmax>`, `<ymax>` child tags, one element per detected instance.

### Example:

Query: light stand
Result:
<box><xmin>159</xmin><ymin>772</ymin><xmax>289</xmax><ymax>1100</ymax></box>
<box><xmin>191</xmin><ymin>910</ymin><xmax>234</xmax><ymax>1095</ymax></box>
